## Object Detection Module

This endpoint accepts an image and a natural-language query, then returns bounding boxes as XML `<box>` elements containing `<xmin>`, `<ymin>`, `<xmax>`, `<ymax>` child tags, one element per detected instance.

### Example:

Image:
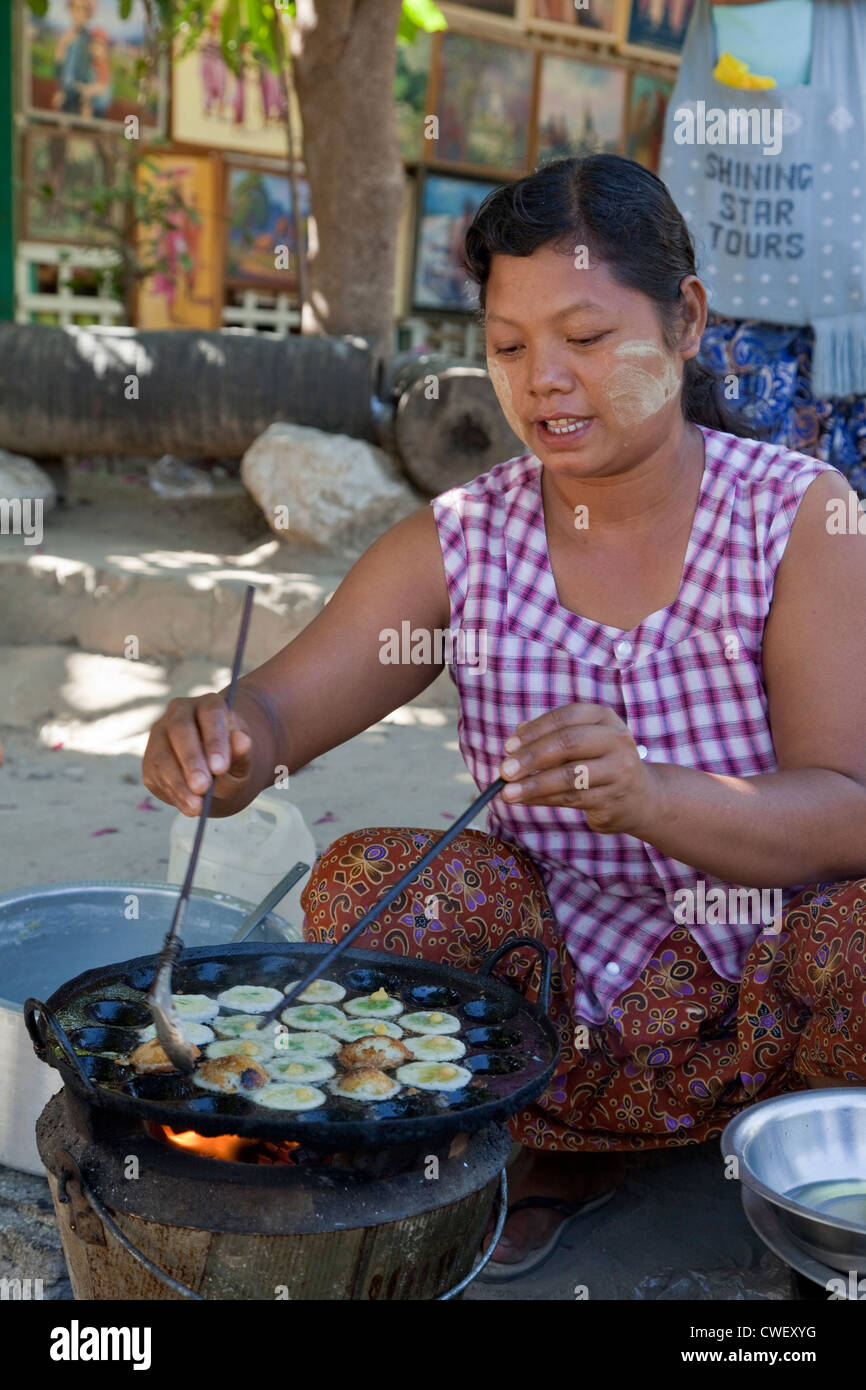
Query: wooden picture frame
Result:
<box><xmin>394</xmin><ymin>169</ymin><xmax>418</xmax><ymax>319</ymax></box>
<box><xmin>170</xmin><ymin>10</ymin><xmax>301</xmax><ymax>159</ymax></box>
<box><xmin>439</xmin><ymin>0</ymin><xmax>523</xmax><ymax>32</ymax></box>
<box><xmin>134</xmin><ymin>151</ymin><xmax>223</xmax><ymax>331</ymax></box>
<box><xmin>428</xmin><ymin>28</ymin><xmax>536</xmax><ymax>179</ymax></box>
<box><xmin>21</xmin><ymin>123</ymin><xmax>126</xmax><ymax>247</ymax></box>
<box><xmin>222</xmin><ymin>158</ymin><xmax>309</xmax><ymax>295</ymax></box>
<box><xmin>22</xmin><ymin>0</ymin><xmax>167</xmax><ymax>136</ymax></box>
<box><xmin>619</xmin><ymin>0</ymin><xmax>696</xmax><ymax>65</ymax></box>
<box><xmin>533</xmin><ymin>50</ymin><xmax>628</xmax><ymax>166</ymax></box>
<box><xmin>412</xmin><ymin>169</ymin><xmax>499</xmax><ymax>314</ymax></box>
<box><xmin>524</xmin><ymin>0</ymin><xmax>628</xmax><ymax>48</ymax></box>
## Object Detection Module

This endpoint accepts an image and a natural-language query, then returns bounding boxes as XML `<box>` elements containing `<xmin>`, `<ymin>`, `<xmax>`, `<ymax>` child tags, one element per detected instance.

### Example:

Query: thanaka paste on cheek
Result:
<box><xmin>603</xmin><ymin>341</ymin><xmax>680</xmax><ymax>428</ymax></box>
<box><xmin>487</xmin><ymin>356</ymin><xmax>530</xmax><ymax>448</ymax></box>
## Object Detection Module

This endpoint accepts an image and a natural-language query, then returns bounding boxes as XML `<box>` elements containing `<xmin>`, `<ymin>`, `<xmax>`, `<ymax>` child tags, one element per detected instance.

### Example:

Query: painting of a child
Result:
<box><xmin>26</xmin><ymin>0</ymin><xmax>162</xmax><ymax>132</ymax></box>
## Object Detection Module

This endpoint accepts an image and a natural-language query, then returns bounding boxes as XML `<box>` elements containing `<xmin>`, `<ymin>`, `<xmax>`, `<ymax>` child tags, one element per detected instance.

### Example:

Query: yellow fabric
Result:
<box><xmin>713</xmin><ymin>51</ymin><xmax>777</xmax><ymax>90</ymax></box>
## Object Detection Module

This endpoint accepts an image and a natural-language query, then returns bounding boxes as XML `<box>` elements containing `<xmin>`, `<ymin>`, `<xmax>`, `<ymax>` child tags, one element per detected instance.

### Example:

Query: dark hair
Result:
<box><xmin>464</xmin><ymin>154</ymin><xmax>753</xmax><ymax>438</ymax></box>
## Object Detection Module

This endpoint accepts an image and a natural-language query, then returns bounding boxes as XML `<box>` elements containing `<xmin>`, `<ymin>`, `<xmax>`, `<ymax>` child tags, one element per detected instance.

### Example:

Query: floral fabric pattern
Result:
<box><xmin>301</xmin><ymin>828</ymin><xmax>866</xmax><ymax>1152</ymax></box>
<box><xmin>699</xmin><ymin>314</ymin><xmax>866</xmax><ymax>493</ymax></box>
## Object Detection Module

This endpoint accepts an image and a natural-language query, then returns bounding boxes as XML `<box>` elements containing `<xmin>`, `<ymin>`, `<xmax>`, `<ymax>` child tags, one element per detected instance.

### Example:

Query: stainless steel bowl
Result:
<box><xmin>722</xmin><ymin>1090</ymin><xmax>866</xmax><ymax>1275</ymax></box>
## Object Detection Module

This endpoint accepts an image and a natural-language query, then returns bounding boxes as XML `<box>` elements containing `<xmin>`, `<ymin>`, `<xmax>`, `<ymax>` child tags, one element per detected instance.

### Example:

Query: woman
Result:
<box><xmin>143</xmin><ymin>156</ymin><xmax>866</xmax><ymax>1281</ymax></box>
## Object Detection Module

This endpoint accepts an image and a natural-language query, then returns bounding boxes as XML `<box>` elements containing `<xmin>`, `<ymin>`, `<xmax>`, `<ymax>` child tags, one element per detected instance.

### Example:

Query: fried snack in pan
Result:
<box><xmin>125</xmin><ymin>1038</ymin><xmax>202</xmax><ymax>1075</ymax></box>
<box><xmin>337</xmin><ymin>1036</ymin><xmax>413</xmax><ymax>1071</ymax></box>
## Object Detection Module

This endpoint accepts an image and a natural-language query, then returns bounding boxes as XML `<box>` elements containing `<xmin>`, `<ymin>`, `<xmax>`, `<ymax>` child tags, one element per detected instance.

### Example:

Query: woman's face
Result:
<box><xmin>484</xmin><ymin>243</ymin><xmax>696</xmax><ymax>480</ymax></box>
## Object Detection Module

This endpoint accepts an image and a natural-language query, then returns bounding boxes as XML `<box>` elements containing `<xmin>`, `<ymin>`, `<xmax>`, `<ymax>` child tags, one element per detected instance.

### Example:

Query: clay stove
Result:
<box><xmin>37</xmin><ymin>1084</ymin><xmax>509</xmax><ymax>1301</ymax></box>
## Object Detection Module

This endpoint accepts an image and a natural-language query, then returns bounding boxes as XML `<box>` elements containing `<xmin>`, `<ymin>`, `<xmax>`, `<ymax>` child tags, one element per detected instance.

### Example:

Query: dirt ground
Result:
<box><xmin>0</xmin><ymin>654</ymin><xmax>470</xmax><ymax>903</ymax></box>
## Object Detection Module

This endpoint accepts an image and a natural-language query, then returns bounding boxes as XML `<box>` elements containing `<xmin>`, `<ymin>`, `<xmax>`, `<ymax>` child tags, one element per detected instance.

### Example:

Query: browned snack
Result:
<box><xmin>337</xmin><ymin>1036</ymin><xmax>413</xmax><ymax>1072</ymax></box>
<box><xmin>329</xmin><ymin>1066</ymin><xmax>401</xmax><ymax>1100</ymax></box>
<box><xmin>124</xmin><ymin>1038</ymin><xmax>202</xmax><ymax>1074</ymax></box>
<box><xmin>195</xmin><ymin>1054</ymin><xmax>271</xmax><ymax>1094</ymax></box>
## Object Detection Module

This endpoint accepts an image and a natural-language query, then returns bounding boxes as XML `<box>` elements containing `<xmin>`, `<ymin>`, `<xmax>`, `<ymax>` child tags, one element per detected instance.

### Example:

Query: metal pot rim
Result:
<box><xmin>722</xmin><ymin>1090</ymin><xmax>866</xmax><ymax>1238</ymax></box>
<box><xmin>0</xmin><ymin>878</ymin><xmax>288</xmax><ymax>1014</ymax></box>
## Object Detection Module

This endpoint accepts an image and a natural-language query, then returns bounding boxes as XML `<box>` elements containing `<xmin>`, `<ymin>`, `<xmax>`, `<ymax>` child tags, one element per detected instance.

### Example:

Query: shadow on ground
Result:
<box><xmin>465</xmin><ymin>1143</ymin><xmax>796</xmax><ymax>1301</ymax></box>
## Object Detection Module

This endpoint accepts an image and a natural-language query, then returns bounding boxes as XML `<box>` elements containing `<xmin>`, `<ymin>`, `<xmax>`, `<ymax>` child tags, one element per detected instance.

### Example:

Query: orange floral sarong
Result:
<box><xmin>301</xmin><ymin>827</ymin><xmax>866</xmax><ymax>1152</ymax></box>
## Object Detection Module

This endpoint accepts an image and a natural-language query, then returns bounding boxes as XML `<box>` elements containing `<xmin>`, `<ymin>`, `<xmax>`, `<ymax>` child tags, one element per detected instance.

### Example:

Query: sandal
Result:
<box><xmin>479</xmin><ymin>1188</ymin><xmax>617</xmax><ymax>1283</ymax></box>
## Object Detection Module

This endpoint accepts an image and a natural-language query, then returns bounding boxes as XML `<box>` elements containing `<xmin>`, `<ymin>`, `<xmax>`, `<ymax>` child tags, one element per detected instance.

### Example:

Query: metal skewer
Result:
<box><xmin>254</xmin><ymin>776</ymin><xmax>506</xmax><ymax>1033</ymax></box>
<box><xmin>148</xmin><ymin>584</ymin><xmax>256</xmax><ymax>1073</ymax></box>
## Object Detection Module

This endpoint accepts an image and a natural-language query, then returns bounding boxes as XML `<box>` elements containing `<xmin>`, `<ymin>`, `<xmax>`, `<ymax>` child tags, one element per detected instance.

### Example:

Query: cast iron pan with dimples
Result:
<box><xmin>25</xmin><ymin>936</ymin><xmax>561</xmax><ymax>1148</ymax></box>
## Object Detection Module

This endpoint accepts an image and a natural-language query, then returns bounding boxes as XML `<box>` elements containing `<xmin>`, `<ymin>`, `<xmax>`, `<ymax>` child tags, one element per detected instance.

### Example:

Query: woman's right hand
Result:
<box><xmin>142</xmin><ymin>693</ymin><xmax>255</xmax><ymax>817</ymax></box>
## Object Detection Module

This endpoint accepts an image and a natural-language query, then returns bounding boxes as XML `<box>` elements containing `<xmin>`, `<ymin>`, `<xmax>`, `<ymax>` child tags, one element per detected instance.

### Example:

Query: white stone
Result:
<box><xmin>241</xmin><ymin>423</ymin><xmax>419</xmax><ymax>549</ymax></box>
<box><xmin>0</xmin><ymin>450</ymin><xmax>56</xmax><ymax>512</ymax></box>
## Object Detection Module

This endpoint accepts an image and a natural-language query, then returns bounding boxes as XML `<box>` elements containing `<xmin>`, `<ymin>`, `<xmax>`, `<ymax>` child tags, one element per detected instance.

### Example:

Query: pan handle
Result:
<box><xmin>478</xmin><ymin>935</ymin><xmax>552</xmax><ymax>1016</ymax></box>
<box><xmin>24</xmin><ymin>997</ymin><xmax>97</xmax><ymax>1097</ymax></box>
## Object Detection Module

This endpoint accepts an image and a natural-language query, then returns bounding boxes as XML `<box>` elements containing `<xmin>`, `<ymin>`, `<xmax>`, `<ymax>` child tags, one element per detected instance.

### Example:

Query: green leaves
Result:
<box><xmin>399</xmin><ymin>0</ymin><xmax>447</xmax><ymax>43</ymax></box>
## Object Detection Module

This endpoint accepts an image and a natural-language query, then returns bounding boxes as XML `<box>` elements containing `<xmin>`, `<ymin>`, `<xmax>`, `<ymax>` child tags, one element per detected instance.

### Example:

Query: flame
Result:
<box><xmin>160</xmin><ymin>1126</ymin><xmax>256</xmax><ymax>1162</ymax></box>
<box><xmin>152</xmin><ymin>1123</ymin><xmax>302</xmax><ymax>1164</ymax></box>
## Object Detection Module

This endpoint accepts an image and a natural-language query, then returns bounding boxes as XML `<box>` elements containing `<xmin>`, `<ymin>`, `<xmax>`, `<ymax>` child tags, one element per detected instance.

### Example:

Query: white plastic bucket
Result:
<box><xmin>168</xmin><ymin>792</ymin><xmax>316</xmax><ymax>939</ymax></box>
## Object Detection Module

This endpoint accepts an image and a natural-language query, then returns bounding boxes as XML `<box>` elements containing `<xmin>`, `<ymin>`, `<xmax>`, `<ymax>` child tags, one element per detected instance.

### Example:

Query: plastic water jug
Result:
<box><xmin>167</xmin><ymin>792</ymin><xmax>317</xmax><ymax>940</ymax></box>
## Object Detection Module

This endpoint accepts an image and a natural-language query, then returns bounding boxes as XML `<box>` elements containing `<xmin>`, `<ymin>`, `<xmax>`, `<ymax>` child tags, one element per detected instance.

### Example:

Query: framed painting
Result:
<box><xmin>395</xmin><ymin>30</ymin><xmax>433</xmax><ymax>164</ymax></box>
<box><xmin>535</xmin><ymin>54</ymin><xmax>627</xmax><ymax>165</ymax></box>
<box><xmin>625</xmin><ymin>70</ymin><xmax>674</xmax><ymax>172</ymax></box>
<box><xmin>135</xmin><ymin>153</ymin><xmax>222</xmax><ymax>331</ymax></box>
<box><xmin>433</xmin><ymin>31</ymin><xmax>534</xmax><ymax>176</ymax></box>
<box><xmin>22</xmin><ymin>124</ymin><xmax>125</xmax><ymax>246</ymax></box>
<box><xmin>525</xmin><ymin>0</ymin><xmax>626</xmax><ymax>46</ymax></box>
<box><xmin>224</xmin><ymin>162</ymin><xmax>310</xmax><ymax>294</ymax></box>
<box><xmin>412</xmin><ymin>170</ymin><xmax>498</xmax><ymax>313</ymax></box>
<box><xmin>23</xmin><ymin>0</ymin><xmax>166</xmax><ymax>134</ymax></box>
<box><xmin>621</xmin><ymin>0</ymin><xmax>696</xmax><ymax>64</ymax></box>
<box><xmin>171</xmin><ymin>9</ymin><xmax>301</xmax><ymax>159</ymax></box>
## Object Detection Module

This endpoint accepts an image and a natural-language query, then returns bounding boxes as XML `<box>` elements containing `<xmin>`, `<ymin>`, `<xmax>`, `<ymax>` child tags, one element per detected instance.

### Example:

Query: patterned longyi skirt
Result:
<box><xmin>301</xmin><ymin>826</ymin><xmax>866</xmax><ymax>1152</ymax></box>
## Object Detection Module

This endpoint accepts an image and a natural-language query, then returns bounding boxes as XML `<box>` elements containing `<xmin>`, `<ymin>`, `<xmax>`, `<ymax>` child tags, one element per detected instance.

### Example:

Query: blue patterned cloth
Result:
<box><xmin>699</xmin><ymin>314</ymin><xmax>866</xmax><ymax>495</ymax></box>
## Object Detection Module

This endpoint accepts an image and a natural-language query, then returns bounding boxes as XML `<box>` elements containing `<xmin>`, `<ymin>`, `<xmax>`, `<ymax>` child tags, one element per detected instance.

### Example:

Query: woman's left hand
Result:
<box><xmin>498</xmin><ymin>702</ymin><xmax>659</xmax><ymax>835</ymax></box>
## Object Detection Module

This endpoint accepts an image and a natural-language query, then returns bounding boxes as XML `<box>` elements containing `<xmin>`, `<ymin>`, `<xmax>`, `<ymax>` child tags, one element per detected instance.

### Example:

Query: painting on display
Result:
<box><xmin>527</xmin><ymin>0</ymin><xmax>625</xmax><ymax>43</ymax></box>
<box><xmin>22</xmin><ymin>125</ymin><xmax>124</xmax><ymax>245</ymax></box>
<box><xmin>171</xmin><ymin>10</ymin><xmax>300</xmax><ymax>158</ymax></box>
<box><xmin>535</xmin><ymin>55</ymin><xmax>626</xmax><ymax>165</ymax></box>
<box><xmin>24</xmin><ymin>0</ymin><xmax>165</xmax><ymax>133</ymax></box>
<box><xmin>435</xmin><ymin>32</ymin><xmax>533</xmax><ymax>174</ymax></box>
<box><xmin>413</xmin><ymin>172</ymin><xmax>497</xmax><ymax>313</ymax></box>
<box><xmin>625</xmin><ymin>71</ymin><xmax>674</xmax><ymax>172</ymax></box>
<box><xmin>623</xmin><ymin>0</ymin><xmax>696</xmax><ymax>61</ymax></box>
<box><xmin>395</xmin><ymin>31</ymin><xmax>433</xmax><ymax>163</ymax></box>
<box><xmin>135</xmin><ymin>154</ymin><xmax>222</xmax><ymax>331</ymax></box>
<box><xmin>225</xmin><ymin>164</ymin><xmax>310</xmax><ymax>293</ymax></box>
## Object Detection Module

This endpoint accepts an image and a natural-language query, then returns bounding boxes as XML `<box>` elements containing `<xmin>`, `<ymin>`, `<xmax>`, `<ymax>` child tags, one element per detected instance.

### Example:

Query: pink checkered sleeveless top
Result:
<box><xmin>431</xmin><ymin>426</ymin><xmax>840</xmax><ymax>1024</ymax></box>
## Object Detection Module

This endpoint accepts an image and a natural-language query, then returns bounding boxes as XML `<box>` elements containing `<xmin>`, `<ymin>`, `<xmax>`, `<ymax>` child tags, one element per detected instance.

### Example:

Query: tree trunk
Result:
<box><xmin>290</xmin><ymin>0</ymin><xmax>405</xmax><ymax>362</ymax></box>
<box><xmin>0</xmin><ymin>324</ymin><xmax>375</xmax><ymax>458</ymax></box>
